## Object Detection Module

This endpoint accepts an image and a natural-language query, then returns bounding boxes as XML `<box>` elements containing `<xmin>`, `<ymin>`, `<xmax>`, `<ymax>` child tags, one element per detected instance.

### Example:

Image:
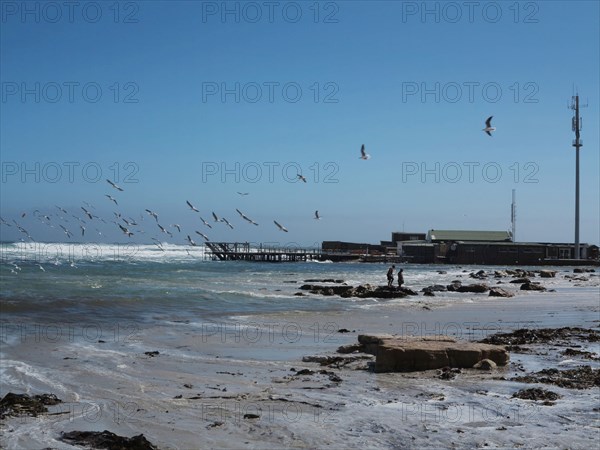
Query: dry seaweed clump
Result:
<box><xmin>511</xmin><ymin>365</ymin><xmax>600</xmax><ymax>390</ymax></box>
<box><xmin>60</xmin><ymin>430</ymin><xmax>158</xmax><ymax>450</ymax></box>
<box><xmin>512</xmin><ymin>388</ymin><xmax>562</xmax><ymax>402</ymax></box>
<box><xmin>479</xmin><ymin>327</ymin><xmax>600</xmax><ymax>346</ymax></box>
<box><xmin>0</xmin><ymin>392</ymin><xmax>62</xmax><ymax>419</ymax></box>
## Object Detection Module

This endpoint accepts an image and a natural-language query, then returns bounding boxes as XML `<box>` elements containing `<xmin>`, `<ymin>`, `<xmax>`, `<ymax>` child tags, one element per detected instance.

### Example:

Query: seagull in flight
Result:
<box><xmin>105</xmin><ymin>194</ymin><xmax>118</xmax><ymax>206</ymax></box>
<box><xmin>221</xmin><ymin>217</ymin><xmax>234</xmax><ymax>229</ymax></box>
<box><xmin>59</xmin><ymin>224</ymin><xmax>73</xmax><ymax>238</ymax></box>
<box><xmin>81</xmin><ymin>207</ymin><xmax>93</xmax><ymax>220</ymax></box>
<box><xmin>297</xmin><ymin>174</ymin><xmax>307</xmax><ymax>183</ymax></box>
<box><xmin>186</xmin><ymin>235</ymin><xmax>197</xmax><ymax>246</ymax></box>
<box><xmin>118</xmin><ymin>223</ymin><xmax>133</xmax><ymax>237</ymax></box>
<box><xmin>145</xmin><ymin>209</ymin><xmax>159</xmax><ymax>222</ymax></box>
<box><xmin>186</xmin><ymin>200</ymin><xmax>200</xmax><ymax>212</ymax></box>
<box><xmin>314</xmin><ymin>210</ymin><xmax>321</xmax><ymax>220</ymax></box>
<box><xmin>106</xmin><ymin>179</ymin><xmax>124</xmax><ymax>191</ymax></box>
<box><xmin>212</xmin><ymin>212</ymin><xmax>219</xmax><ymax>222</ymax></box>
<box><xmin>274</xmin><ymin>220</ymin><xmax>288</xmax><ymax>232</ymax></box>
<box><xmin>195</xmin><ymin>230</ymin><xmax>209</xmax><ymax>241</ymax></box>
<box><xmin>157</xmin><ymin>223</ymin><xmax>173</xmax><ymax>237</ymax></box>
<box><xmin>483</xmin><ymin>116</ymin><xmax>496</xmax><ymax>136</ymax></box>
<box><xmin>237</xmin><ymin>192</ymin><xmax>249</xmax><ymax>196</ymax></box>
<box><xmin>171</xmin><ymin>224</ymin><xmax>181</xmax><ymax>233</ymax></box>
<box><xmin>236</xmin><ymin>209</ymin><xmax>259</xmax><ymax>226</ymax></box>
<box><xmin>199</xmin><ymin>217</ymin><xmax>213</xmax><ymax>229</ymax></box>
<box><xmin>359</xmin><ymin>144</ymin><xmax>370</xmax><ymax>160</ymax></box>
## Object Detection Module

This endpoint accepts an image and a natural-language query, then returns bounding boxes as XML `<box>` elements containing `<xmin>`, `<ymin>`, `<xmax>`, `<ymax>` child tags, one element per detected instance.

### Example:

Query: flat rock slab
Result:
<box><xmin>355</xmin><ymin>334</ymin><xmax>509</xmax><ymax>373</ymax></box>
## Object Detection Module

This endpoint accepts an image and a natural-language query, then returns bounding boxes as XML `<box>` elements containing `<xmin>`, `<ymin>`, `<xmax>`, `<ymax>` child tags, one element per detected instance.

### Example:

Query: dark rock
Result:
<box><xmin>337</xmin><ymin>328</ymin><xmax>351</xmax><ymax>333</ymax></box>
<box><xmin>470</xmin><ymin>270</ymin><xmax>487</xmax><ymax>279</ymax></box>
<box><xmin>456</xmin><ymin>283</ymin><xmax>489</xmax><ymax>293</ymax></box>
<box><xmin>488</xmin><ymin>287</ymin><xmax>514</xmax><ymax>298</ymax></box>
<box><xmin>304</xmin><ymin>279</ymin><xmax>345</xmax><ymax>283</ymax></box>
<box><xmin>510</xmin><ymin>278</ymin><xmax>530</xmax><ymax>284</ymax></box>
<box><xmin>520</xmin><ymin>282</ymin><xmax>546</xmax><ymax>291</ymax></box>
<box><xmin>301</xmin><ymin>284</ymin><xmax>412</xmax><ymax>299</ymax></box>
<box><xmin>244</xmin><ymin>413</ymin><xmax>260</xmax><ymax>419</ymax></box>
<box><xmin>60</xmin><ymin>430</ymin><xmax>158</xmax><ymax>450</ymax></box>
<box><xmin>294</xmin><ymin>292</ymin><xmax>305</xmax><ymax>296</ymax></box>
<box><xmin>539</xmin><ymin>270</ymin><xmax>556</xmax><ymax>278</ymax></box>
<box><xmin>423</xmin><ymin>291</ymin><xmax>435</xmax><ymax>297</ymax></box>
<box><xmin>422</xmin><ymin>284</ymin><xmax>447</xmax><ymax>292</ymax></box>
<box><xmin>144</xmin><ymin>351</ymin><xmax>160</xmax><ymax>357</ymax></box>
<box><xmin>295</xmin><ymin>369</ymin><xmax>314</xmax><ymax>376</ymax></box>
<box><xmin>446</xmin><ymin>281</ymin><xmax>462</xmax><ymax>291</ymax></box>
<box><xmin>337</xmin><ymin>343</ymin><xmax>363</xmax><ymax>354</ymax></box>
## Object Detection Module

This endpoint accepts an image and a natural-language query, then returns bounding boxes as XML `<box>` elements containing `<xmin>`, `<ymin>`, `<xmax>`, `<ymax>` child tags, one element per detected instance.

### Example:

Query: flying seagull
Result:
<box><xmin>212</xmin><ymin>212</ymin><xmax>219</xmax><ymax>222</ymax></box>
<box><xmin>81</xmin><ymin>207</ymin><xmax>93</xmax><ymax>220</ymax></box>
<box><xmin>221</xmin><ymin>217</ymin><xmax>234</xmax><ymax>229</ymax></box>
<box><xmin>105</xmin><ymin>194</ymin><xmax>118</xmax><ymax>206</ymax></box>
<box><xmin>360</xmin><ymin>144</ymin><xmax>370</xmax><ymax>160</ymax></box>
<box><xmin>199</xmin><ymin>217</ymin><xmax>213</xmax><ymax>229</ymax></box>
<box><xmin>186</xmin><ymin>200</ymin><xmax>200</xmax><ymax>212</ymax></box>
<box><xmin>274</xmin><ymin>220</ymin><xmax>288</xmax><ymax>232</ymax></box>
<box><xmin>483</xmin><ymin>116</ymin><xmax>496</xmax><ymax>136</ymax></box>
<box><xmin>171</xmin><ymin>224</ymin><xmax>181</xmax><ymax>233</ymax></box>
<box><xmin>118</xmin><ymin>223</ymin><xmax>133</xmax><ymax>237</ymax></box>
<box><xmin>186</xmin><ymin>235</ymin><xmax>197</xmax><ymax>246</ymax></box>
<box><xmin>106</xmin><ymin>179</ymin><xmax>124</xmax><ymax>191</ymax></box>
<box><xmin>145</xmin><ymin>209</ymin><xmax>159</xmax><ymax>222</ymax></box>
<box><xmin>236</xmin><ymin>208</ymin><xmax>259</xmax><ymax>226</ymax></box>
<box><xmin>297</xmin><ymin>174</ymin><xmax>307</xmax><ymax>183</ymax></box>
<box><xmin>237</xmin><ymin>192</ymin><xmax>249</xmax><ymax>196</ymax></box>
<box><xmin>195</xmin><ymin>230</ymin><xmax>209</xmax><ymax>241</ymax></box>
<box><xmin>314</xmin><ymin>210</ymin><xmax>321</xmax><ymax>220</ymax></box>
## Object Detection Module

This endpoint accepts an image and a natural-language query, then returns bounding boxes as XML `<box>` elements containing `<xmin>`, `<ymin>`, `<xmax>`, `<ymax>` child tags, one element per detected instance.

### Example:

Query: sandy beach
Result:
<box><xmin>1</xmin><ymin>266</ymin><xmax>599</xmax><ymax>449</ymax></box>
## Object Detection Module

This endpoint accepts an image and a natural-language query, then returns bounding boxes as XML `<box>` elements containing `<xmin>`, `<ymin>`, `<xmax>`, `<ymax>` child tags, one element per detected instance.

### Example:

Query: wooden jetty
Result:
<box><xmin>205</xmin><ymin>242</ymin><xmax>323</xmax><ymax>262</ymax></box>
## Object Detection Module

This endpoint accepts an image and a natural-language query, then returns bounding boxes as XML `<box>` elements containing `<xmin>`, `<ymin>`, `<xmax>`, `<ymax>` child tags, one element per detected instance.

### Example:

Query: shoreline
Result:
<box><xmin>1</xmin><ymin>269</ymin><xmax>599</xmax><ymax>449</ymax></box>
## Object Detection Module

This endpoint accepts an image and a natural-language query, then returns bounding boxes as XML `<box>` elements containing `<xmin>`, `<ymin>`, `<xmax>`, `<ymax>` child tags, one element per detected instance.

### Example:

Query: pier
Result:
<box><xmin>205</xmin><ymin>242</ymin><xmax>324</xmax><ymax>262</ymax></box>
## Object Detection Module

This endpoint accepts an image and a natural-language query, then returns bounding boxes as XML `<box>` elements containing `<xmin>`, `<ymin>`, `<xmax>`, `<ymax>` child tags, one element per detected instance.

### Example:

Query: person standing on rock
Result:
<box><xmin>397</xmin><ymin>268</ymin><xmax>404</xmax><ymax>288</ymax></box>
<box><xmin>387</xmin><ymin>265</ymin><xmax>395</xmax><ymax>287</ymax></box>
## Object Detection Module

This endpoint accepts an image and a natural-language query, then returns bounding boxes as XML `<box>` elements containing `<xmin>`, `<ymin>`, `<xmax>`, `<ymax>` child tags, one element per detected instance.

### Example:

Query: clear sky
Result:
<box><xmin>1</xmin><ymin>0</ymin><xmax>599</xmax><ymax>247</ymax></box>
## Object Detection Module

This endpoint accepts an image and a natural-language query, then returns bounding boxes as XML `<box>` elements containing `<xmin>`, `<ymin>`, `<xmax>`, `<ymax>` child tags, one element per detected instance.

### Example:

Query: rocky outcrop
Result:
<box><xmin>340</xmin><ymin>335</ymin><xmax>508</xmax><ymax>373</ymax></box>
<box><xmin>456</xmin><ymin>283</ymin><xmax>489</xmax><ymax>293</ymax></box>
<box><xmin>299</xmin><ymin>284</ymin><xmax>418</xmax><ymax>299</ymax></box>
<box><xmin>488</xmin><ymin>287</ymin><xmax>514</xmax><ymax>298</ymax></box>
<box><xmin>538</xmin><ymin>270</ymin><xmax>557</xmax><ymax>278</ymax></box>
<box><xmin>520</xmin><ymin>282</ymin><xmax>547</xmax><ymax>291</ymax></box>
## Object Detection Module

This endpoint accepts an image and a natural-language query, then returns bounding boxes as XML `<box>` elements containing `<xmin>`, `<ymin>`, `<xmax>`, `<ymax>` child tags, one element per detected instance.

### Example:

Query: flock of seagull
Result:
<box><xmin>2</xmin><ymin>119</ymin><xmax>496</xmax><ymax>253</ymax></box>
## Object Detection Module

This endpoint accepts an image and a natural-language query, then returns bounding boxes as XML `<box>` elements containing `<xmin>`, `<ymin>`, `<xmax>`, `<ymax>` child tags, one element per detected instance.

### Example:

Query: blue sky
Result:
<box><xmin>1</xmin><ymin>0</ymin><xmax>599</xmax><ymax>246</ymax></box>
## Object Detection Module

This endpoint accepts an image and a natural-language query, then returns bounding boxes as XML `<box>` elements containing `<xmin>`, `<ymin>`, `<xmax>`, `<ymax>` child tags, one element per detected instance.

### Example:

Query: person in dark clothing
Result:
<box><xmin>387</xmin><ymin>265</ymin><xmax>395</xmax><ymax>287</ymax></box>
<box><xmin>397</xmin><ymin>268</ymin><xmax>404</xmax><ymax>288</ymax></box>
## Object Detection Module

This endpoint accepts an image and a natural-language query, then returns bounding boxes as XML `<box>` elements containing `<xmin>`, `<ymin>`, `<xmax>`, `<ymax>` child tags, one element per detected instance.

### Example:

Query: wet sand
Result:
<box><xmin>1</xmin><ymin>276</ymin><xmax>599</xmax><ymax>449</ymax></box>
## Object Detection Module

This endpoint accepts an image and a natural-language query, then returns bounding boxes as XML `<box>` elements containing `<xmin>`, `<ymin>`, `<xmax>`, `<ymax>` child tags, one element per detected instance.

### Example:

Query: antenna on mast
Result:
<box><xmin>568</xmin><ymin>92</ymin><xmax>588</xmax><ymax>259</ymax></box>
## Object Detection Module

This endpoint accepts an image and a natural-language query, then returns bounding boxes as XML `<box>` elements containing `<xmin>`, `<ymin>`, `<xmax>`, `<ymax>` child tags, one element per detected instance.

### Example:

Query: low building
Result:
<box><xmin>397</xmin><ymin>229</ymin><xmax>597</xmax><ymax>265</ymax></box>
<box><xmin>427</xmin><ymin>229</ymin><xmax>512</xmax><ymax>242</ymax></box>
<box><xmin>322</xmin><ymin>241</ymin><xmax>385</xmax><ymax>255</ymax></box>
